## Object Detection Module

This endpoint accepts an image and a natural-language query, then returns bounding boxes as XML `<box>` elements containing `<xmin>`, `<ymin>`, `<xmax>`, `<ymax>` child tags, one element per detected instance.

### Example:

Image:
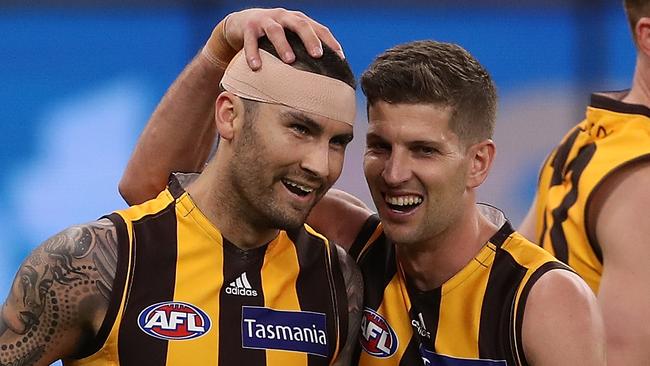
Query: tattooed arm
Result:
<box><xmin>0</xmin><ymin>219</ymin><xmax>118</xmax><ymax>366</ymax></box>
<box><xmin>333</xmin><ymin>245</ymin><xmax>363</xmax><ymax>366</ymax></box>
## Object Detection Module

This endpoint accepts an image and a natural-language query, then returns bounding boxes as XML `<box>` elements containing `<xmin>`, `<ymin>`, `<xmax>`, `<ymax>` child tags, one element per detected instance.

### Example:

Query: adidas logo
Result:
<box><xmin>225</xmin><ymin>272</ymin><xmax>258</xmax><ymax>297</ymax></box>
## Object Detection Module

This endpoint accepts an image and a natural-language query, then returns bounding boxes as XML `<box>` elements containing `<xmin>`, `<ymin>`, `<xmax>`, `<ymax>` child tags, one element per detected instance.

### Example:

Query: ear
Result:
<box><xmin>466</xmin><ymin>139</ymin><xmax>496</xmax><ymax>189</ymax></box>
<box><xmin>214</xmin><ymin>91</ymin><xmax>243</xmax><ymax>141</ymax></box>
<box><xmin>635</xmin><ymin>17</ymin><xmax>650</xmax><ymax>56</ymax></box>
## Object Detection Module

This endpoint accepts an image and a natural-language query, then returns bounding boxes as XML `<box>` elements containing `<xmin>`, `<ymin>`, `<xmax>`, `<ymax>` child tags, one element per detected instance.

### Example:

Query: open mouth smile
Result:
<box><xmin>384</xmin><ymin>194</ymin><xmax>423</xmax><ymax>213</ymax></box>
<box><xmin>281</xmin><ymin>178</ymin><xmax>316</xmax><ymax>197</ymax></box>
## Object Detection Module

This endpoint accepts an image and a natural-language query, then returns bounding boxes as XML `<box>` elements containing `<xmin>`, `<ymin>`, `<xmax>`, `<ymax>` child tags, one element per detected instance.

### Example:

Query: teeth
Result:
<box><xmin>386</xmin><ymin>195</ymin><xmax>422</xmax><ymax>206</ymax></box>
<box><xmin>284</xmin><ymin>180</ymin><xmax>314</xmax><ymax>193</ymax></box>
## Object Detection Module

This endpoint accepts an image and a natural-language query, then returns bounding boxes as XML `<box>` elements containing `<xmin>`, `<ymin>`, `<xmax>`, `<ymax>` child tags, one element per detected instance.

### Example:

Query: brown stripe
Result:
<box><xmin>407</xmin><ymin>286</ymin><xmax>441</xmax><ymax>350</ymax></box>
<box><xmin>349</xmin><ymin>214</ymin><xmax>381</xmax><ymax>260</ymax></box>
<box><xmin>219</xmin><ymin>238</ymin><xmax>267</xmax><ymax>365</ymax></box>
<box><xmin>118</xmin><ymin>201</ymin><xmax>178</xmax><ymax>365</ymax></box>
<box><xmin>478</xmin><ymin>247</ymin><xmax>527</xmax><ymax>364</ymax></box>
<box><xmin>549</xmin><ymin>142</ymin><xmax>596</xmax><ymax>262</ymax></box>
<box><xmin>591</xmin><ymin>92</ymin><xmax>650</xmax><ymax>119</ymax></box>
<box><xmin>290</xmin><ymin>227</ymin><xmax>336</xmax><ymax>366</ymax></box>
<box><xmin>328</xmin><ymin>243</ymin><xmax>349</xmax><ymax>360</ymax></box>
<box><xmin>398</xmin><ymin>337</ymin><xmax>423</xmax><ymax>366</ymax></box>
<box><xmin>358</xmin><ymin>232</ymin><xmax>396</xmax><ymax>310</ymax></box>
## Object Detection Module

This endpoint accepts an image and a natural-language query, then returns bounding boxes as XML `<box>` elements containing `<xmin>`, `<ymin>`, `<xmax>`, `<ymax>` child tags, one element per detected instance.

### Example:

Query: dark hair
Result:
<box><xmin>360</xmin><ymin>40</ymin><xmax>497</xmax><ymax>144</ymax></box>
<box><xmin>258</xmin><ymin>30</ymin><xmax>356</xmax><ymax>89</ymax></box>
<box><xmin>624</xmin><ymin>0</ymin><xmax>650</xmax><ymax>39</ymax></box>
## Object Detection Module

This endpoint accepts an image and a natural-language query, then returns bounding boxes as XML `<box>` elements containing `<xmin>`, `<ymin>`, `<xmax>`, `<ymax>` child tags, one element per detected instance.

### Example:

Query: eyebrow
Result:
<box><xmin>284</xmin><ymin>110</ymin><xmax>354</xmax><ymax>142</ymax></box>
<box><xmin>283</xmin><ymin>111</ymin><xmax>324</xmax><ymax>135</ymax></box>
<box><xmin>366</xmin><ymin>133</ymin><xmax>445</xmax><ymax>148</ymax></box>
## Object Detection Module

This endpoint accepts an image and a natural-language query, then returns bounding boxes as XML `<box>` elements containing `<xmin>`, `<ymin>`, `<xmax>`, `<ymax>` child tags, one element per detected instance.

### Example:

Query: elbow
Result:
<box><xmin>118</xmin><ymin>172</ymin><xmax>160</xmax><ymax>206</ymax></box>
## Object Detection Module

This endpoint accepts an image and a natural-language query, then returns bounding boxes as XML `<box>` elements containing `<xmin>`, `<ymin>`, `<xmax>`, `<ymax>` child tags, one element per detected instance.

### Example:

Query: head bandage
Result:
<box><xmin>221</xmin><ymin>49</ymin><xmax>356</xmax><ymax>126</ymax></box>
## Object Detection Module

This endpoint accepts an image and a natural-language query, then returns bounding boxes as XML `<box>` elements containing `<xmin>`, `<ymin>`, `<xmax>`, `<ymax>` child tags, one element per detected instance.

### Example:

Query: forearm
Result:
<box><xmin>119</xmin><ymin>53</ymin><xmax>221</xmax><ymax>205</ymax></box>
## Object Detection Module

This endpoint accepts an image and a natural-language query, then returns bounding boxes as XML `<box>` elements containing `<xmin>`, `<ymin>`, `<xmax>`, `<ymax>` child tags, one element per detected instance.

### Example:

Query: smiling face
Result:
<box><xmin>364</xmin><ymin>101</ymin><xmax>476</xmax><ymax>246</ymax></box>
<box><xmin>229</xmin><ymin>101</ymin><xmax>354</xmax><ymax>231</ymax></box>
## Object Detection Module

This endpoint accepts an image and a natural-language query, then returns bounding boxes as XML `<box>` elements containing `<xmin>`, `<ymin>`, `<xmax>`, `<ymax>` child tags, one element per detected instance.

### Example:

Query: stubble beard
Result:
<box><xmin>230</xmin><ymin>124</ymin><xmax>309</xmax><ymax>232</ymax></box>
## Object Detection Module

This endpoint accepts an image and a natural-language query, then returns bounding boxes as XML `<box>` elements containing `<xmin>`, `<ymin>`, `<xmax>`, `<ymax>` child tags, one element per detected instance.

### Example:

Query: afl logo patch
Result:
<box><xmin>360</xmin><ymin>308</ymin><xmax>398</xmax><ymax>357</ymax></box>
<box><xmin>138</xmin><ymin>301</ymin><xmax>211</xmax><ymax>340</ymax></box>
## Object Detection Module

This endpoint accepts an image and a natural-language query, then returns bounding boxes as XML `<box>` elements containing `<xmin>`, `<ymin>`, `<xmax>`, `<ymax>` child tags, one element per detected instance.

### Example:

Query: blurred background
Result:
<box><xmin>0</xmin><ymin>0</ymin><xmax>634</xmax><ymax>335</ymax></box>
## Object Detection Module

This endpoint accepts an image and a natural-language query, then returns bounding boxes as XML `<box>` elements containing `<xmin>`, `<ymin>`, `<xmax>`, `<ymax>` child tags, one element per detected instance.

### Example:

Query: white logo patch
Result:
<box><xmin>225</xmin><ymin>272</ymin><xmax>258</xmax><ymax>297</ymax></box>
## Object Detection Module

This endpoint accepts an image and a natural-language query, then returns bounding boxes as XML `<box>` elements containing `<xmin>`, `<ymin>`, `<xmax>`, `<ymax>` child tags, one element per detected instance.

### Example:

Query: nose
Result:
<box><xmin>299</xmin><ymin>141</ymin><xmax>330</xmax><ymax>179</ymax></box>
<box><xmin>382</xmin><ymin>149</ymin><xmax>411</xmax><ymax>186</ymax></box>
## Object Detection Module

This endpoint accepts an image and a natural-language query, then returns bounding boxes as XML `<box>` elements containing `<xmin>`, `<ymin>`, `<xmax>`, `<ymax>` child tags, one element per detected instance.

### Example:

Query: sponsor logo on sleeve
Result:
<box><xmin>138</xmin><ymin>301</ymin><xmax>211</xmax><ymax>340</ymax></box>
<box><xmin>241</xmin><ymin>306</ymin><xmax>329</xmax><ymax>357</ymax></box>
<box><xmin>360</xmin><ymin>308</ymin><xmax>398</xmax><ymax>358</ymax></box>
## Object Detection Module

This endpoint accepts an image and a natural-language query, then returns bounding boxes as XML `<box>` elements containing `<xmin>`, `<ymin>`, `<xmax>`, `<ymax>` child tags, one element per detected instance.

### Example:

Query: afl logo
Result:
<box><xmin>359</xmin><ymin>308</ymin><xmax>398</xmax><ymax>357</ymax></box>
<box><xmin>137</xmin><ymin>301</ymin><xmax>211</xmax><ymax>340</ymax></box>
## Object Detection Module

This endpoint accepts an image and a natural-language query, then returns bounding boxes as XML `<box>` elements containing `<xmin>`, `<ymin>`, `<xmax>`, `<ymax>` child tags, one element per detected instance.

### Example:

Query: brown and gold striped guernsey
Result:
<box><xmin>534</xmin><ymin>92</ymin><xmax>650</xmax><ymax>293</ymax></box>
<box><xmin>68</xmin><ymin>176</ymin><xmax>348</xmax><ymax>365</ymax></box>
<box><xmin>350</xmin><ymin>206</ymin><xmax>570</xmax><ymax>366</ymax></box>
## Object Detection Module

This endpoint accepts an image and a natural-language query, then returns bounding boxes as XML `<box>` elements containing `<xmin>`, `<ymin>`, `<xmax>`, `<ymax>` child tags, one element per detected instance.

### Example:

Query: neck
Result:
<box><xmin>186</xmin><ymin>158</ymin><xmax>279</xmax><ymax>250</ymax></box>
<box><xmin>623</xmin><ymin>54</ymin><xmax>650</xmax><ymax>107</ymax></box>
<box><xmin>396</xmin><ymin>201</ymin><xmax>498</xmax><ymax>291</ymax></box>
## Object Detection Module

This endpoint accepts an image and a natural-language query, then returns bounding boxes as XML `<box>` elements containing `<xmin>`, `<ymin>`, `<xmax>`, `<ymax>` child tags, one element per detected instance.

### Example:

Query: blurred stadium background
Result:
<box><xmin>0</xmin><ymin>0</ymin><xmax>634</xmax><ymax>337</ymax></box>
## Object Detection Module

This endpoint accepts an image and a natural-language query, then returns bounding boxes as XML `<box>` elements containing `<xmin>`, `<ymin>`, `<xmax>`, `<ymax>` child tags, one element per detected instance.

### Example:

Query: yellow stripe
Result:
<box><xmin>261</xmin><ymin>231</ymin><xmax>307</xmax><ymax>364</ymax></box>
<box><xmin>358</xmin><ymin>223</ymin><xmax>384</xmax><ymax>259</ymax></box>
<box><xmin>436</xmin><ymin>243</ymin><xmax>495</xmax><ymax>358</ymax></box>
<box><xmin>359</xmin><ymin>269</ymin><xmax>412</xmax><ymax>366</ymax></box>
<box><xmin>166</xmin><ymin>193</ymin><xmax>224</xmax><ymax>365</ymax></box>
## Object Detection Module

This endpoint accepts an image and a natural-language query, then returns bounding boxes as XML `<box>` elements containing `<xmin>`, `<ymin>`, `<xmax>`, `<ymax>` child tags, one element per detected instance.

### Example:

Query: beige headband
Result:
<box><xmin>221</xmin><ymin>49</ymin><xmax>356</xmax><ymax>126</ymax></box>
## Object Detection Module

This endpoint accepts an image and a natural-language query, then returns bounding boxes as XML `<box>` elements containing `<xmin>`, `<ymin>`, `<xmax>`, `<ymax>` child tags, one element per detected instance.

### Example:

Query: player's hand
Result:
<box><xmin>224</xmin><ymin>8</ymin><xmax>345</xmax><ymax>69</ymax></box>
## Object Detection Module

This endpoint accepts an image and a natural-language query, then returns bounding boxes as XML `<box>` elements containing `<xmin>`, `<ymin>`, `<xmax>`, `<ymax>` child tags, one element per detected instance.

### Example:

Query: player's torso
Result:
<box><xmin>69</xmin><ymin>182</ymin><xmax>347</xmax><ymax>366</ymax></box>
<box><xmin>352</xmin><ymin>209</ymin><xmax>567</xmax><ymax>366</ymax></box>
<box><xmin>535</xmin><ymin>93</ymin><xmax>650</xmax><ymax>293</ymax></box>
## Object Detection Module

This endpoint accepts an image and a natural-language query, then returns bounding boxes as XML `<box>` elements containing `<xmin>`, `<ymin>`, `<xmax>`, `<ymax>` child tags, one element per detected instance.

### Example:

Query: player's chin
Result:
<box><xmin>269</xmin><ymin>208</ymin><xmax>309</xmax><ymax>231</ymax></box>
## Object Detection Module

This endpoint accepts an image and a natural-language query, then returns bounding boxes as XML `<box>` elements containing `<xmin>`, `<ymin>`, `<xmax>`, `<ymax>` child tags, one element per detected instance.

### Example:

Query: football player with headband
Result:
<box><xmin>0</xmin><ymin>8</ymin><xmax>361</xmax><ymax>366</ymax></box>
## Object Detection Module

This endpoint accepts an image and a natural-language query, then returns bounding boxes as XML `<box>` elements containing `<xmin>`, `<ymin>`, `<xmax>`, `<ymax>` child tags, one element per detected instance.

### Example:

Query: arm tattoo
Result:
<box><xmin>0</xmin><ymin>218</ymin><xmax>119</xmax><ymax>365</ymax></box>
<box><xmin>333</xmin><ymin>244</ymin><xmax>364</xmax><ymax>366</ymax></box>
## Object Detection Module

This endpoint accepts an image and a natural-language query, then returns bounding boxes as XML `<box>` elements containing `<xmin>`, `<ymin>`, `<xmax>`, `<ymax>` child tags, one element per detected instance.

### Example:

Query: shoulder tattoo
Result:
<box><xmin>0</xmin><ymin>218</ymin><xmax>118</xmax><ymax>364</ymax></box>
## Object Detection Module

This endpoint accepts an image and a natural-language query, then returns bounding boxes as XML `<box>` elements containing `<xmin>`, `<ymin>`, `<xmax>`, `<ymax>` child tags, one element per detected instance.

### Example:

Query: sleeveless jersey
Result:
<box><xmin>533</xmin><ymin>92</ymin><xmax>650</xmax><ymax>293</ymax></box>
<box><xmin>350</xmin><ymin>206</ymin><xmax>570</xmax><ymax>366</ymax></box>
<box><xmin>69</xmin><ymin>176</ymin><xmax>348</xmax><ymax>366</ymax></box>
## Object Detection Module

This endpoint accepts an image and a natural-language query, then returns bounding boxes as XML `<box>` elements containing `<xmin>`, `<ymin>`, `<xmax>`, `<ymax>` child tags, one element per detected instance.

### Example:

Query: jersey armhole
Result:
<box><xmin>584</xmin><ymin>154</ymin><xmax>650</xmax><ymax>263</ymax></box>
<box><xmin>513</xmin><ymin>261</ymin><xmax>573</xmax><ymax>366</ymax></box>
<box><xmin>72</xmin><ymin>212</ymin><xmax>131</xmax><ymax>359</ymax></box>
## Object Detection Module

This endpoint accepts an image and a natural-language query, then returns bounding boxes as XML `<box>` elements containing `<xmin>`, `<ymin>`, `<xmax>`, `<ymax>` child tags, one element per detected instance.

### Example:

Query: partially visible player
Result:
<box><xmin>519</xmin><ymin>1</ymin><xmax>650</xmax><ymax>364</ymax></box>
<box><xmin>0</xmin><ymin>9</ymin><xmax>362</xmax><ymax>366</ymax></box>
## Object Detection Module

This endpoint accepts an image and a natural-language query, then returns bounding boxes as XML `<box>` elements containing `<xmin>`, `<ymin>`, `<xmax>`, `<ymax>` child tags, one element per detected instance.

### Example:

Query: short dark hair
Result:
<box><xmin>360</xmin><ymin>40</ymin><xmax>497</xmax><ymax>144</ymax></box>
<box><xmin>624</xmin><ymin>0</ymin><xmax>650</xmax><ymax>39</ymax></box>
<box><xmin>258</xmin><ymin>30</ymin><xmax>356</xmax><ymax>89</ymax></box>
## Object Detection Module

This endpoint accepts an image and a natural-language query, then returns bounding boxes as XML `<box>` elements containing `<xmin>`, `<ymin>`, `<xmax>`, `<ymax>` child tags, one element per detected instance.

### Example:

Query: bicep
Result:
<box><xmin>0</xmin><ymin>219</ymin><xmax>118</xmax><ymax>365</ymax></box>
<box><xmin>522</xmin><ymin>269</ymin><xmax>605</xmax><ymax>366</ymax></box>
<box><xmin>333</xmin><ymin>245</ymin><xmax>363</xmax><ymax>365</ymax></box>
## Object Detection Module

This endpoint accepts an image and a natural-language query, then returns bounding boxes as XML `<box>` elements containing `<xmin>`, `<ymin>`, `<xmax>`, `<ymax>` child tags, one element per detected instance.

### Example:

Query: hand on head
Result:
<box><xmin>203</xmin><ymin>8</ymin><xmax>345</xmax><ymax>71</ymax></box>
